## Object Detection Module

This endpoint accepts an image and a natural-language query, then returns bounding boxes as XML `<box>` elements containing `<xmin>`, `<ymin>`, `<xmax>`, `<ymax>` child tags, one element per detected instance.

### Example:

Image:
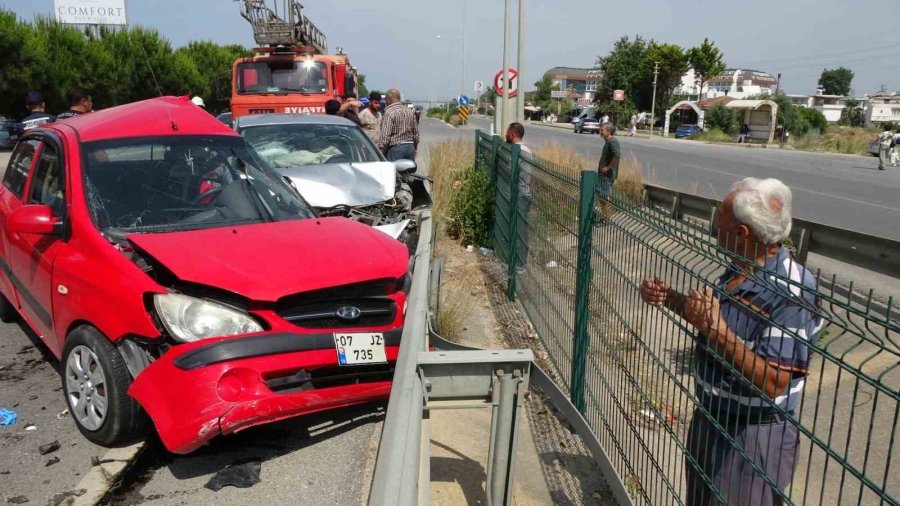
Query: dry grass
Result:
<box><xmin>533</xmin><ymin>141</ymin><xmax>591</xmax><ymax>180</ymax></box>
<box><xmin>613</xmin><ymin>155</ymin><xmax>645</xmax><ymax>204</ymax></box>
<box><xmin>433</xmin><ymin>236</ymin><xmax>485</xmax><ymax>344</ymax></box>
<box><xmin>791</xmin><ymin>126</ymin><xmax>875</xmax><ymax>156</ymax></box>
<box><xmin>426</xmin><ymin>139</ymin><xmax>475</xmax><ymax>225</ymax></box>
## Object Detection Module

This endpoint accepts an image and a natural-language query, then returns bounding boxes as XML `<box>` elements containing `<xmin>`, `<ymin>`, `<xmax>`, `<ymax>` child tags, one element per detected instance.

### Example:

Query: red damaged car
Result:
<box><xmin>0</xmin><ymin>96</ymin><xmax>409</xmax><ymax>453</ymax></box>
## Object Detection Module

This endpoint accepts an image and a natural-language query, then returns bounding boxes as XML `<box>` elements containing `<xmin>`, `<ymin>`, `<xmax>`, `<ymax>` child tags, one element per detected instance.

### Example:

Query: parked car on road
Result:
<box><xmin>574</xmin><ymin>116</ymin><xmax>601</xmax><ymax>134</ymax></box>
<box><xmin>0</xmin><ymin>96</ymin><xmax>409</xmax><ymax>453</ymax></box>
<box><xmin>675</xmin><ymin>124</ymin><xmax>703</xmax><ymax>139</ymax></box>
<box><xmin>215</xmin><ymin>111</ymin><xmax>232</xmax><ymax>128</ymax></box>
<box><xmin>234</xmin><ymin>114</ymin><xmax>431</xmax><ymax>251</ymax></box>
<box><xmin>0</xmin><ymin>117</ymin><xmax>19</xmax><ymax>149</ymax></box>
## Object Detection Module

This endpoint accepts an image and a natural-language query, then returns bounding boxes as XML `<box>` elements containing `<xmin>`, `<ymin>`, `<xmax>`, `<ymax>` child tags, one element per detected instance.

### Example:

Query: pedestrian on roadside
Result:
<box><xmin>601</xmin><ymin>112</ymin><xmax>610</xmax><ymax>125</ymax></box>
<box><xmin>597</xmin><ymin>122</ymin><xmax>620</xmax><ymax>194</ymax></box>
<box><xmin>56</xmin><ymin>87</ymin><xmax>93</xmax><ymax>120</ymax></box>
<box><xmin>738</xmin><ymin>123</ymin><xmax>751</xmax><ymax>143</ymax></box>
<box><xmin>877</xmin><ymin>124</ymin><xmax>893</xmax><ymax>170</ymax></box>
<box><xmin>629</xmin><ymin>113</ymin><xmax>638</xmax><ymax>136</ymax></box>
<box><xmin>342</xmin><ymin>93</ymin><xmax>363</xmax><ymax>127</ymax></box>
<box><xmin>890</xmin><ymin>127</ymin><xmax>900</xmax><ymax>167</ymax></box>
<box><xmin>191</xmin><ymin>96</ymin><xmax>206</xmax><ymax>109</ymax></box>
<box><xmin>359</xmin><ymin>91</ymin><xmax>383</xmax><ymax>142</ymax></box>
<box><xmin>506</xmin><ymin>122</ymin><xmax>532</xmax><ymax>270</ymax></box>
<box><xmin>378</xmin><ymin>88</ymin><xmax>419</xmax><ymax>161</ymax></box>
<box><xmin>640</xmin><ymin>177</ymin><xmax>821</xmax><ymax>506</ymax></box>
<box><xmin>21</xmin><ymin>91</ymin><xmax>55</xmax><ymax>131</ymax></box>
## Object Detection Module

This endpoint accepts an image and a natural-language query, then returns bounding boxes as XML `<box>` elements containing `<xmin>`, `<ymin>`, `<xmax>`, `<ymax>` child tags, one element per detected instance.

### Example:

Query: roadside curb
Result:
<box><xmin>68</xmin><ymin>441</ymin><xmax>145</xmax><ymax>505</ymax></box>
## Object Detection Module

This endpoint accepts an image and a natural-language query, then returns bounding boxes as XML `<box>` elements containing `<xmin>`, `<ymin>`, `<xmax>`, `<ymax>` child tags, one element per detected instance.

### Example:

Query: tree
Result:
<box><xmin>595</xmin><ymin>35</ymin><xmax>648</xmax><ymax>111</ymax></box>
<box><xmin>643</xmin><ymin>42</ymin><xmax>690</xmax><ymax>115</ymax></box>
<box><xmin>818</xmin><ymin>67</ymin><xmax>853</xmax><ymax>96</ymax></box>
<box><xmin>705</xmin><ymin>104</ymin><xmax>738</xmax><ymax>135</ymax></box>
<box><xmin>839</xmin><ymin>98</ymin><xmax>865</xmax><ymax>127</ymax></box>
<box><xmin>688</xmin><ymin>38</ymin><xmax>726</xmax><ymax>101</ymax></box>
<box><xmin>357</xmin><ymin>74</ymin><xmax>368</xmax><ymax>96</ymax></box>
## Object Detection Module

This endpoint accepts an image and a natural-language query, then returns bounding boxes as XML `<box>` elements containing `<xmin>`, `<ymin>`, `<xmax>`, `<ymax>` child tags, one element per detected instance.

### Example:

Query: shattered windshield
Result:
<box><xmin>82</xmin><ymin>135</ymin><xmax>315</xmax><ymax>233</ymax></box>
<box><xmin>237</xmin><ymin>60</ymin><xmax>328</xmax><ymax>94</ymax></box>
<box><xmin>240</xmin><ymin>123</ymin><xmax>383</xmax><ymax>167</ymax></box>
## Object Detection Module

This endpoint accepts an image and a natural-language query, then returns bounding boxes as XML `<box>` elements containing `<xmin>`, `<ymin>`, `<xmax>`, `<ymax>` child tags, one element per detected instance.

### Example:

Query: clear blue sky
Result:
<box><xmin>5</xmin><ymin>0</ymin><xmax>900</xmax><ymax>101</ymax></box>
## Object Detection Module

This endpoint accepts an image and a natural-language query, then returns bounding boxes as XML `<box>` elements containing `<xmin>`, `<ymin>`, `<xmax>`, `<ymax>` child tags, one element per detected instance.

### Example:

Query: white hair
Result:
<box><xmin>729</xmin><ymin>178</ymin><xmax>793</xmax><ymax>245</ymax></box>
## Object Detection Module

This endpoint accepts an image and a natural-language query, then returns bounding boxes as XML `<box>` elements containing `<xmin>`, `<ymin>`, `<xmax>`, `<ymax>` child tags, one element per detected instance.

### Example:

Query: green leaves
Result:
<box><xmin>447</xmin><ymin>165</ymin><xmax>495</xmax><ymax>248</ymax></box>
<box><xmin>0</xmin><ymin>8</ymin><xmax>249</xmax><ymax>116</ymax></box>
<box><xmin>818</xmin><ymin>67</ymin><xmax>854</xmax><ymax>96</ymax></box>
<box><xmin>688</xmin><ymin>38</ymin><xmax>726</xmax><ymax>99</ymax></box>
<box><xmin>704</xmin><ymin>104</ymin><xmax>738</xmax><ymax>135</ymax></box>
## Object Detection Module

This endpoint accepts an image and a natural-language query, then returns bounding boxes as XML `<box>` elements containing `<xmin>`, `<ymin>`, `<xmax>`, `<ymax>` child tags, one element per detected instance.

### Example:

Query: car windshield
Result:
<box><xmin>237</xmin><ymin>61</ymin><xmax>328</xmax><ymax>94</ymax></box>
<box><xmin>240</xmin><ymin>123</ymin><xmax>383</xmax><ymax>167</ymax></box>
<box><xmin>82</xmin><ymin>135</ymin><xmax>315</xmax><ymax>234</ymax></box>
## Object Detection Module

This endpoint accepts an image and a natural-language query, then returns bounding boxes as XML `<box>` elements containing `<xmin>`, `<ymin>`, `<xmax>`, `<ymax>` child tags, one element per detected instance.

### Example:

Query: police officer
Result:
<box><xmin>21</xmin><ymin>91</ymin><xmax>56</xmax><ymax>131</ymax></box>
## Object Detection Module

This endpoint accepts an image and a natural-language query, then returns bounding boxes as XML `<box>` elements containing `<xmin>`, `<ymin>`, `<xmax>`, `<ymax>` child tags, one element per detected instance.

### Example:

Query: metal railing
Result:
<box><xmin>474</xmin><ymin>129</ymin><xmax>900</xmax><ymax>505</ymax></box>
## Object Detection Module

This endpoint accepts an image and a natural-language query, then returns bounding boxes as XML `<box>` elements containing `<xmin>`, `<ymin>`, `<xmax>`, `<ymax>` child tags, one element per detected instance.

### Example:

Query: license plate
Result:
<box><xmin>333</xmin><ymin>333</ymin><xmax>387</xmax><ymax>366</ymax></box>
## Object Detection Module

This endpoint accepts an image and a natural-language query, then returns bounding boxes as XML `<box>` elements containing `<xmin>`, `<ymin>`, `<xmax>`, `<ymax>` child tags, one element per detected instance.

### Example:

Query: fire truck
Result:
<box><xmin>231</xmin><ymin>0</ymin><xmax>358</xmax><ymax>120</ymax></box>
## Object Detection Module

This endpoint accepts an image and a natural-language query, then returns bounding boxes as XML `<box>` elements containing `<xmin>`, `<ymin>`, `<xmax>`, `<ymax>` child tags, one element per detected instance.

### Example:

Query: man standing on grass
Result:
<box><xmin>640</xmin><ymin>178</ymin><xmax>822</xmax><ymax>506</ymax></box>
<box><xmin>379</xmin><ymin>88</ymin><xmax>419</xmax><ymax>161</ymax></box>
<box><xmin>506</xmin><ymin>122</ymin><xmax>532</xmax><ymax>270</ymax></box>
<box><xmin>597</xmin><ymin>122</ymin><xmax>620</xmax><ymax>194</ymax></box>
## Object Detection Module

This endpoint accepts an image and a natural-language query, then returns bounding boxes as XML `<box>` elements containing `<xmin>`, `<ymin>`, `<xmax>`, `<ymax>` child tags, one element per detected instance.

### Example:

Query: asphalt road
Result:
<box><xmin>467</xmin><ymin>117</ymin><xmax>900</xmax><ymax>241</ymax></box>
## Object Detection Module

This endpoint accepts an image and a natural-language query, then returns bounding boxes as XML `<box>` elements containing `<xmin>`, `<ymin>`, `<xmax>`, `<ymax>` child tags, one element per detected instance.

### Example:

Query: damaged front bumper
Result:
<box><xmin>128</xmin><ymin>330</ymin><xmax>401</xmax><ymax>454</ymax></box>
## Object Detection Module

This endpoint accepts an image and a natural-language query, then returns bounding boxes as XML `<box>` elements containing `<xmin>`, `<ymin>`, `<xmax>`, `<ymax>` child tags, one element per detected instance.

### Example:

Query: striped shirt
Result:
<box><xmin>378</xmin><ymin>103</ymin><xmax>419</xmax><ymax>151</ymax></box>
<box><xmin>694</xmin><ymin>246</ymin><xmax>823</xmax><ymax>416</ymax></box>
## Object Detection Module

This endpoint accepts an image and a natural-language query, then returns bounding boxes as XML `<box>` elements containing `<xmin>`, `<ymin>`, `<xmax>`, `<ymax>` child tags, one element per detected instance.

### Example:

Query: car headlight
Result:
<box><xmin>153</xmin><ymin>293</ymin><xmax>263</xmax><ymax>343</ymax></box>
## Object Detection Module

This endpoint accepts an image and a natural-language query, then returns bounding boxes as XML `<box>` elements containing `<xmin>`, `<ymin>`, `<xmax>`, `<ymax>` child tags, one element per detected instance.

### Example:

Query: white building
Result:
<box><xmin>705</xmin><ymin>68</ymin><xmax>778</xmax><ymax>100</ymax></box>
<box><xmin>865</xmin><ymin>92</ymin><xmax>900</xmax><ymax>126</ymax></box>
<box><xmin>674</xmin><ymin>68</ymin><xmax>708</xmax><ymax>100</ymax></box>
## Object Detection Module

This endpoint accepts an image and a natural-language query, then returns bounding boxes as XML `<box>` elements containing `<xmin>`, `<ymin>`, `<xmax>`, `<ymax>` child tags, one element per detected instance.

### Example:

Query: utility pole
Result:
<box><xmin>501</xmin><ymin>0</ymin><xmax>511</xmax><ymax>130</ymax></box>
<box><xmin>775</xmin><ymin>72</ymin><xmax>782</xmax><ymax>96</ymax></box>
<box><xmin>649</xmin><ymin>61</ymin><xmax>659</xmax><ymax>136</ymax></box>
<box><xmin>516</xmin><ymin>0</ymin><xmax>525</xmax><ymax>123</ymax></box>
<box><xmin>461</xmin><ymin>0</ymin><xmax>466</xmax><ymax>105</ymax></box>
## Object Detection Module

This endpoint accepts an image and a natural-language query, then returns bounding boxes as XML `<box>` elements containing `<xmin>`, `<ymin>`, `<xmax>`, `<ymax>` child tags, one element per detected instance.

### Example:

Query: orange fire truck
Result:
<box><xmin>231</xmin><ymin>0</ymin><xmax>358</xmax><ymax>120</ymax></box>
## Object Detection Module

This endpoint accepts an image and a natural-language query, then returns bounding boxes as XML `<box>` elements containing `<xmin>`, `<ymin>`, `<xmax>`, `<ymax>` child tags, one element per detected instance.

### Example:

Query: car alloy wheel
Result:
<box><xmin>65</xmin><ymin>345</ymin><xmax>108</xmax><ymax>431</ymax></box>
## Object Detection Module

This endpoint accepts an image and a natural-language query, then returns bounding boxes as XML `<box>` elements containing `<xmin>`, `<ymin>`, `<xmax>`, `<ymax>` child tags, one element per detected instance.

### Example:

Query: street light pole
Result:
<box><xmin>502</xmin><ymin>0</ymin><xmax>511</xmax><ymax>131</ymax></box>
<box><xmin>436</xmin><ymin>35</ymin><xmax>453</xmax><ymax>105</ymax></box>
<box><xmin>461</xmin><ymin>0</ymin><xmax>466</xmax><ymax>103</ymax></box>
<box><xmin>649</xmin><ymin>61</ymin><xmax>659</xmax><ymax>136</ymax></box>
<box><xmin>516</xmin><ymin>0</ymin><xmax>525</xmax><ymax>123</ymax></box>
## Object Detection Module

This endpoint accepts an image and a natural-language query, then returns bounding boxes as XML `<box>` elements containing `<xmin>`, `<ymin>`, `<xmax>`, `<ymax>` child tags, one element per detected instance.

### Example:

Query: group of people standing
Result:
<box><xmin>324</xmin><ymin>88</ymin><xmax>420</xmax><ymax>162</ymax></box>
<box><xmin>6</xmin><ymin>87</ymin><xmax>93</xmax><ymax>137</ymax></box>
<box><xmin>877</xmin><ymin>124</ymin><xmax>900</xmax><ymax>170</ymax></box>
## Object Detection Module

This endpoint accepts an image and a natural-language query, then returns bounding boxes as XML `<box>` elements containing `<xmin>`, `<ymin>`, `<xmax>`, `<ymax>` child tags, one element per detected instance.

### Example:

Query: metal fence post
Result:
<box><xmin>570</xmin><ymin>169</ymin><xmax>598</xmax><ymax>414</ymax></box>
<box><xmin>490</xmin><ymin>134</ymin><xmax>501</xmax><ymax>189</ymax></box>
<box><xmin>506</xmin><ymin>143</ymin><xmax>522</xmax><ymax>301</ymax></box>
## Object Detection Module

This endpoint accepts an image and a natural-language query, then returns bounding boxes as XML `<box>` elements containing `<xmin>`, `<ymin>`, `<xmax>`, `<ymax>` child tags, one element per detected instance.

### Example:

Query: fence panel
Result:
<box><xmin>473</xmin><ymin>131</ymin><xmax>899</xmax><ymax>505</ymax></box>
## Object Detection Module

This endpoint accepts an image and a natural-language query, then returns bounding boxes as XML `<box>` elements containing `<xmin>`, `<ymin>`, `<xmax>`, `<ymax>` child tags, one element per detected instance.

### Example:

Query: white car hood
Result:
<box><xmin>278</xmin><ymin>162</ymin><xmax>397</xmax><ymax>208</ymax></box>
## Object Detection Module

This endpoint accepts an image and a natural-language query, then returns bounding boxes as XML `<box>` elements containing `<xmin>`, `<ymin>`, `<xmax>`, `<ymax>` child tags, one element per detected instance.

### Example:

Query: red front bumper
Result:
<box><xmin>128</xmin><ymin>331</ymin><xmax>400</xmax><ymax>454</ymax></box>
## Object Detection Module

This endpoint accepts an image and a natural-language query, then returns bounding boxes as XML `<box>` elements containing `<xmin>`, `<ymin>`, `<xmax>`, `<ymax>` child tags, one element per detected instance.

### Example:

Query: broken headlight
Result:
<box><xmin>153</xmin><ymin>293</ymin><xmax>263</xmax><ymax>343</ymax></box>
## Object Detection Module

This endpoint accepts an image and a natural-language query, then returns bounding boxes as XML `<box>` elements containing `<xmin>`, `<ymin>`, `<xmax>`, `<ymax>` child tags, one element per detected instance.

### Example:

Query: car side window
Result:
<box><xmin>3</xmin><ymin>139</ymin><xmax>39</xmax><ymax>198</ymax></box>
<box><xmin>28</xmin><ymin>143</ymin><xmax>65</xmax><ymax>218</ymax></box>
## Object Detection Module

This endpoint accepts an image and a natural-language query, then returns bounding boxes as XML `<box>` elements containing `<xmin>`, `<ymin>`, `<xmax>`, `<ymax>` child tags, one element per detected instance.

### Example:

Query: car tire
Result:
<box><xmin>0</xmin><ymin>292</ymin><xmax>19</xmax><ymax>323</ymax></box>
<box><xmin>62</xmin><ymin>326</ymin><xmax>147</xmax><ymax>446</ymax></box>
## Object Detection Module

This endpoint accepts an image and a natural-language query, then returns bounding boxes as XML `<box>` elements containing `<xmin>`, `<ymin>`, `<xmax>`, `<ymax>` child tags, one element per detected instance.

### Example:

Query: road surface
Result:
<box><xmin>467</xmin><ymin>117</ymin><xmax>900</xmax><ymax>241</ymax></box>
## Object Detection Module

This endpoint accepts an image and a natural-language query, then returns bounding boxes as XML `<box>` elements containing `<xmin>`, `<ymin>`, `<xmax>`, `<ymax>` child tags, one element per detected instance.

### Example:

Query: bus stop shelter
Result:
<box><xmin>725</xmin><ymin>99</ymin><xmax>778</xmax><ymax>143</ymax></box>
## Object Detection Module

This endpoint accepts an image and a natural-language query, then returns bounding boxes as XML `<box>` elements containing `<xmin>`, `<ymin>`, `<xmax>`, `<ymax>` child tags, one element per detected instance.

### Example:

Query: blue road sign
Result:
<box><xmin>459</xmin><ymin>95</ymin><xmax>470</xmax><ymax>106</ymax></box>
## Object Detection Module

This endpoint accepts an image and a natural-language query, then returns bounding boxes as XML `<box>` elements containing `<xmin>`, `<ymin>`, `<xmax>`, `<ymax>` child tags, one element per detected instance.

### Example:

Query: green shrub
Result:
<box><xmin>796</xmin><ymin>107</ymin><xmax>828</xmax><ymax>135</ymax></box>
<box><xmin>705</xmin><ymin>104</ymin><xmax>738</xmax><ymax>135</ymax></box>
<box><xmin>446</xmin><ymin>165</ymin><xmax>495</xmax><ymax>248</ymax></box>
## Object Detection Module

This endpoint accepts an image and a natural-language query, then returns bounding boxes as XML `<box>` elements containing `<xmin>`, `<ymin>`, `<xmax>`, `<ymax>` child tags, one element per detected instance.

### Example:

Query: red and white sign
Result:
<box><xmin>613</xmin><ymin>89</ymin><xmax>625</xmax><ymax>101</ymax></box>
<box><xmin>494</xmin><ymin>69</ymin><xmax>519</xmax><ymax>98</ymax></box>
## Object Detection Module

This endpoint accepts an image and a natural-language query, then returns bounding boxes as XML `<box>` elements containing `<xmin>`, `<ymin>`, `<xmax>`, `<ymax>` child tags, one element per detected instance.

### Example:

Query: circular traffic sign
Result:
<box><xmin>494</xmin><ymin>69</ymin><xmax>519</xmax><ymax>98</ymax></box>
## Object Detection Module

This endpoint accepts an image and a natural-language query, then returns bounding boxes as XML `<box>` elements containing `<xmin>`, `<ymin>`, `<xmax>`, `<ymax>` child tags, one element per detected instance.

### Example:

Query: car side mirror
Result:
<box><xmin>8</xmin><ymin>205</ymin><xmax>62</xmax><ymax>236</ymax></box>
<box><xmin>394</xmin><ymin>159</ymin><xmax>417</xmax><ymax>175</ymax></box>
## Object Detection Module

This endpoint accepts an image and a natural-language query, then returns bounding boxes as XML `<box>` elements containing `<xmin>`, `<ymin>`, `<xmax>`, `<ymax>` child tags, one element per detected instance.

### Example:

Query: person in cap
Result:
<box><xmin>191</xmin><ymin>96</ymin><xmax>206</xmax><ymax>108</ymax></box>
<box><xmin>56</xmin><ymin>87</ymin><xmax>93</xmax><ymax>120</ymax></box>
<box><xmin>21</xmin><ymin>91</ymin><xmax>55</xmax><ymax>131</ymax></box>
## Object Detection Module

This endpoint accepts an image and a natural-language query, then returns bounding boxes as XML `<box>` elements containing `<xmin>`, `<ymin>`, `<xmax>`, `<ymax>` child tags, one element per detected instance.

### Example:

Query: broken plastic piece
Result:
<box><xmin>24</xmin><ymin>424</ymin><xmax>36</xmax><ymax>431</ymax></box>
<box><xmin>204</xmin><ymin>458</ymin><xmax>262</xmax><ymax>491</ymax></box>
<box><xmin>0</xmin><ymin>408</ymin><xmax>16</xmax><ymax>426</ymax></box>
<box><xmin>56</xmin><ymin>409</ymin><xmax>69</xmax><ymax>420</ymax></box>
<box><xmin>38</xmin><ymin>440</ymin><xmax>60</xmax><ymax>455</ymax></box>
<box><xmin>45</xmin><ymin>457</ymin><xmax>60</xmax><ymax>467</ymax></box>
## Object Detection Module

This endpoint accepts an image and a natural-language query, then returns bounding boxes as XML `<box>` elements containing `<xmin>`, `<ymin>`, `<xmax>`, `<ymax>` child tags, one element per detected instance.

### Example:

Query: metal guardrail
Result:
<box><xmin>643</xmin><ymin>184</ymin><xmax>900</xmax><ymax>280</ymax></box>
<box><xmin>369</xmin><ymin>213</ymin><xmax>536</xmax><ymax>506</ymax></box>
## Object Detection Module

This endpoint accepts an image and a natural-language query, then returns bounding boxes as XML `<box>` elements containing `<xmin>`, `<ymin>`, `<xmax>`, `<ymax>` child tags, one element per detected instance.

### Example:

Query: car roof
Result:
<box><xmin>51</xmin><ymin>96</ymin><xmax>238</xmax><ymax>143</ymax></box>
<box><xmin>234</xmin><ymin>114</ymin><xmax>357</xmax><ymax>129</ymax></box>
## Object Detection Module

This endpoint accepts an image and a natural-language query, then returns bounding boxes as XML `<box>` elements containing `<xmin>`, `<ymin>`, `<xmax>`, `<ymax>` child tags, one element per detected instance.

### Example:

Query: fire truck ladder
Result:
<box><xmin>239</xmin><ymin>0</ymin><xmax>328</xmax><ymax>53</ymax></box>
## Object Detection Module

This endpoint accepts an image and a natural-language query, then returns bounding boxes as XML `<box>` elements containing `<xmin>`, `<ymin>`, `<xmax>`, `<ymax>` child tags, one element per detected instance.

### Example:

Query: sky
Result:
<box><xmin>6</xmin><ymin>0</ymin><xmax>900</xmax><ymax>102</ymax></box>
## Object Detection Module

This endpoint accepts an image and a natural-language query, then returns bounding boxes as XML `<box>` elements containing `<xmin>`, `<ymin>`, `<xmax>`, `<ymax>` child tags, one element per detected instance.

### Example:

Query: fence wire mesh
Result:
<box><xmin>474</xmin><ymin>131</ymin><xmax>900</xmax><ymax>506</ymax></box>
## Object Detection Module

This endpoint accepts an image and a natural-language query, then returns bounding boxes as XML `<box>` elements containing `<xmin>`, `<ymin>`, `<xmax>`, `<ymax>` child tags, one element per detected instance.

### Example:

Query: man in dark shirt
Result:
<box><xmin>21</xmin><ymin>91</ymin><xmax>55</xmax><ymax>131</ymax></box>
<box><xmin>56</xmin><ymin>87</ymin><xmax>93</xmax><ymax>120</ymax></box>
<box><xmin>597</xmin><ymin>122</ymin><xmax>620</xmax><ymax>194</ymax></box>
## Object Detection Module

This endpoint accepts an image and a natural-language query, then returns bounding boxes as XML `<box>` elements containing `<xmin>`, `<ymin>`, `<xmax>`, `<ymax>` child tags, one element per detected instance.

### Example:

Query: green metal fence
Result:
<box><xmin>474</xmin><ymin>130</ymin><xmax>900</xmax><ymax>505</ymax></box>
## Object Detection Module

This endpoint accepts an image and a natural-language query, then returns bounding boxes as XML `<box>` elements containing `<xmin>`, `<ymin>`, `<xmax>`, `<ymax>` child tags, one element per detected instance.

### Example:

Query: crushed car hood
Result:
<box><xmin>126</xmin><ymin>218</ymin><xmax>408</xmax><ymax>302</ymax></box>
<box><xmin>278</xmin><ymin>162</ymin><xmax>397</xmax><ymax>208</ymax></box>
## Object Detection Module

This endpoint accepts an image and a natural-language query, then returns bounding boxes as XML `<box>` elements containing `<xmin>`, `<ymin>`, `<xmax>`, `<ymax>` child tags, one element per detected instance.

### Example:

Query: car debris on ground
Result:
<box><xmin>204</xmin><ymin>458</ymin><xmax>262</xmax><ymax>491</ymax></box>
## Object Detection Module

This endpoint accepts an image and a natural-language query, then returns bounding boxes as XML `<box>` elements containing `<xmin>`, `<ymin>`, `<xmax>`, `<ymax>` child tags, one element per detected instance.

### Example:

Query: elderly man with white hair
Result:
<box><xmin>640</xmin><ymin>178</ymin><xmax>823</xmax><ymax>506</ymax></box>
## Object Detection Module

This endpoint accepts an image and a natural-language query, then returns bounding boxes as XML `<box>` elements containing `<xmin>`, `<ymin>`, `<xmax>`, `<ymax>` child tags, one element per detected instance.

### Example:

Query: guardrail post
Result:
<box><xmin>570</xmin><ymin>170</ymin><xmax>598</xmax><ymax>414</ymax></box>
<box><xmin>506</xmin><ymin>143</ymin><xmax>522</xmax><ymax>301</ymax></box>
